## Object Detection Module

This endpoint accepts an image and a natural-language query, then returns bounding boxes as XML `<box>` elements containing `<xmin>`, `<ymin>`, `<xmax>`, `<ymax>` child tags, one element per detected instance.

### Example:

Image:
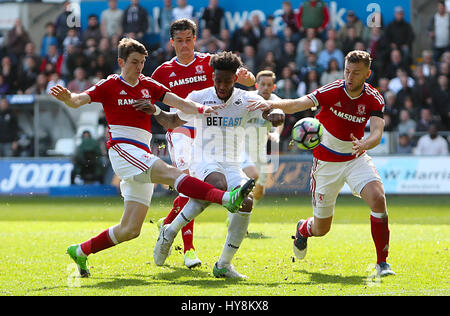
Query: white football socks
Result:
<box><xmin>218</xmin><ymin>211</ymin><xmax>251</xmax><ymax>266</ymax></box>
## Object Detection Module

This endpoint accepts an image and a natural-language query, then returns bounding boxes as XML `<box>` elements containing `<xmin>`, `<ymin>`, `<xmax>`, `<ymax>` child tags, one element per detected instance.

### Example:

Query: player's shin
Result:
<box><xmin>218</xmin><ymin>211</ymin><xmax>251</xmax><ymax>266</ymax></box>
<box><xmin>79</xmin><ymin>227</ymin><xmax>119</xmax><ymax>256</ymax></box>
<box><xmin>370</xmin><ymin>210</ymin><xmax>390</xmax><ymax>264</ymax></box>
<box><xmin>166</xmin><ymin>199</ymin><xmax>209</xmax><ymax>239</ymax></box>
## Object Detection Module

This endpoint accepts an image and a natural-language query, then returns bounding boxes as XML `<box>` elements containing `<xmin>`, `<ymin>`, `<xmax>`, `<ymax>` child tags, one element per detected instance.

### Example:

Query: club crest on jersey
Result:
<box><xmin>141</xmin><ymin>89</ymin><xmax>151</xmax><ymax>99</ymax></box>
<box><xmin>357</xmin><ymin>104</ymin><xmax>366</xmax><ymax>115</ymax></box>
<box><xmin>233</xmin><ymin>98</ymin><xmax>243</xmax><ymax>106</ymax></box>
<box><xmin>195</xmin><ymin>65</ymin><xmax>204</xmax><ymax>74</ymax></box>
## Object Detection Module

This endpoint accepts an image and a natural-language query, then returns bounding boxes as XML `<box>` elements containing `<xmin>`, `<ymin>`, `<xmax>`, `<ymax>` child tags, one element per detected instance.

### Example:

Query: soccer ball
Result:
<box><xmin>291</xmin><ymin>117</ymin><xmax>323</xmax><ymax>150</ymax></box>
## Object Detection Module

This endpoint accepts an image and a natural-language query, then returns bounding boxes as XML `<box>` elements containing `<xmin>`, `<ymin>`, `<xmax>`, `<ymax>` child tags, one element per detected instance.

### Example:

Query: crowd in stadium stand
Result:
<box><xmin>0</xmin><ymin>0</ymin><xmax>449</xmax><ymax>158</ymax></box>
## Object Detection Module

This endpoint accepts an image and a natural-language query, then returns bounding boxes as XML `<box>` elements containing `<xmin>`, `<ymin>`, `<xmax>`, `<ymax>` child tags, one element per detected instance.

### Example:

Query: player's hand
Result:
<box><xmin>350</xmin><ymin>133</ymin><xmax>367</xmax><ymax>158</ymax></box>
<box><xmin>236</xmin><ymin>67</ymin><xmax>251</xmax><ymax>82</ymax></box>
<box><xmin>49</xmin><ymin>85</ymin><xmax>71</xmax><ymax>103</ymax></box>
<box><xmin>247</xmin><ymin>99</ymin><xmax>271</xmax><ymax>112</ymax></box>
<box><xmin>132</xmin><ymin>99</ymin><xmax>157</xmax><ymax>115</ymax></box>
<box><xmin>200</xmin><ymin>104</ymin><xmax>224</xmax><ymax>116</ymax></box>
<box><xmin>267</xmin><ymin>112</ymin><xmax>285</xmax><ymax>127</ymax></box>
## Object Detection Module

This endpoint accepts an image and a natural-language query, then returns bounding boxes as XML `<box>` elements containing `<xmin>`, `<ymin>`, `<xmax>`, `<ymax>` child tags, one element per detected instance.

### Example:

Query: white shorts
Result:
<box><xmin>191</xmin><ymin>161</ymin><xmax>249</xmax><ymax>191</ymax></box>
<box><xmin>166</xmin><ymin>131</ymin><xmax>194</xmax><ymax>171</ymax></box>
<box><xmin>109</xmin><ymin>143</ymin><xmax>160</xmax><ymax>206</ymax></box>
<box><xmin>310</xmin><ymin>153</ymin><xmax>382</xmax><ymax>218</ymax></box>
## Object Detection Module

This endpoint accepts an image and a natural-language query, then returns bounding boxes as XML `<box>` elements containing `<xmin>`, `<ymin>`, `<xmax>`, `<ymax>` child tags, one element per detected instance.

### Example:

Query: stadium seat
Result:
<box><xmin>47</xmin><ymin>138</ymin><xmax>76</xmax><ymax>156</ymax></box>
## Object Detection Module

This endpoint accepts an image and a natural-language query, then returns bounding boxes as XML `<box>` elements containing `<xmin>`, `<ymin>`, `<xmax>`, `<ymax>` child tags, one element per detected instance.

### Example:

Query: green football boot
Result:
<box><xmin>224</xmin><ymin>179</ymin><xmax>255</xmax><ymax>213</ymax></box>
<box><xmin>66</xmin><ymin>244</ymin><xmax>90</xmax><ymax>278</ymax></box>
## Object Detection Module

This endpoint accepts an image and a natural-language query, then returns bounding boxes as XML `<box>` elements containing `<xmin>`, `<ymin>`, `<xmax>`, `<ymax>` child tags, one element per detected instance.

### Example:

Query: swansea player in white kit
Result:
<box><xmin>248</xmin><ymin>51</ymin><xmax>395</xmax><ymax>276</ymax></box>
<box><xmin>151</xmin><ymin>19</ymin><xmax>255</xmax><ymax>268</ymax></box>
<box><xmin>140</xmin><ymin>52</ymin><xmax>283</xmax><ymax>278</ymax></box>
<box><xmin>49</xmin><ymin>38</ymin><xmax>253</xmax><ymax>277</ymax></box>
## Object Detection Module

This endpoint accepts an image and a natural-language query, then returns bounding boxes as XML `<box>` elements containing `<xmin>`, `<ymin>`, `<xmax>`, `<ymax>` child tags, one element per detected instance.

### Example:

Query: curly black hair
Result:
<box><xmin>209</xmin><ymin>51</ymin><xmax>243</xmax><ymax>73</ymax></box>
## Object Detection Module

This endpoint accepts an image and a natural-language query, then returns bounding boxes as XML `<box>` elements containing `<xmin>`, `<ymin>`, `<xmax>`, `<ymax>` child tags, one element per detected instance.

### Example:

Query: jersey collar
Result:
<box><xmin>343</xmin><ymin>80</ymin><xmax>365</xmax><ymax>100</ymax></box>
<box><xmin>119</xmin><ymin>75</ymin><xmax>139</xmax><ymax>87</ymax></box>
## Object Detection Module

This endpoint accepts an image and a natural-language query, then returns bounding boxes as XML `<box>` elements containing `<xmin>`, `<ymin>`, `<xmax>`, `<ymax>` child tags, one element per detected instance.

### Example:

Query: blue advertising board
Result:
<box><xmin>78</xmin><ymin>0</ymin><xmax>411</xmax><ymax>35</ymax></box>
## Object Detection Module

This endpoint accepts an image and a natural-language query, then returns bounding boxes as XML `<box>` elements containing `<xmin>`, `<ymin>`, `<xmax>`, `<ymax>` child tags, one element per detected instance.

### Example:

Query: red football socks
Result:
<box><xmin>298</xmin><ymin>217</ymin><xmax>314</xmax><ymax>238</ymax></box>
<box><xmin>163</xmin><ymin>195</ymin><xmax>194</xmax><ymax>253</ymax></box>
<box><xmin>175</xmin><ymin>174</ymin><xmax>224</xmax><ymax>205</ymax></box>
<box><xmin>80</xmin><ymin>229</ymin><xmax>116</xmax><ymax>256</ymax></box>
<box><xmin>370</xmin><ymin>212</ymin><xmax>390</xmax><ymax>264</ymax></box>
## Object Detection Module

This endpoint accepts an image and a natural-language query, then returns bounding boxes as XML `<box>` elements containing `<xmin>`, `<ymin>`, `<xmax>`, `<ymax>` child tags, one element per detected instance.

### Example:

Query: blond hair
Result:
<box><xmin>345</xmin><ymin>50</ymin><xmax>372</xmax><ymax>68</ymax></box>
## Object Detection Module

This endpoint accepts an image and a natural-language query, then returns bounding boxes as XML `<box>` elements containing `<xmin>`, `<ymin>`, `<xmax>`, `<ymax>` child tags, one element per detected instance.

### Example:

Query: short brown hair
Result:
<box><xmin>256</xmin><ymin>70</ymin><xmax>276</xmax><ymax>83</ymax></box>
<box><xmin>170</xmin><ymin>18</ymin><xmax>197</xmax><ymax>39</ymax></box>
<box><xmin>345</xmin><ymin>50</ymin><xmax>372</xmax><ymax>68</ymax></box>
<box><xmin>210</xmin><ymin>51</ymin><xmax>242</xmax><ymax>73</ymax></box>
<box><xmin>117</xmin><ymin>38</ymin><xmax>148</xmax><ymax>61</ymax></box>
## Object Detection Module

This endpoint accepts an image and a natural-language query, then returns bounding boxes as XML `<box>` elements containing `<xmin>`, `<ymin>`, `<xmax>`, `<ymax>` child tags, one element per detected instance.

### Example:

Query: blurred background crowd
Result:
<box><xmin>0</xmin><ymin>0</ymin><xmax>449</xmax><ymax>164</ymax></box>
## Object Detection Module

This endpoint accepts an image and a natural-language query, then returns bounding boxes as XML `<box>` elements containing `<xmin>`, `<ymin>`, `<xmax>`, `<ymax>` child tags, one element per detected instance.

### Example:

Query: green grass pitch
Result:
<box><xmin>0</xmin><ymin>194</ymin><xmax>448</xmax><ymax>296</ymax></box>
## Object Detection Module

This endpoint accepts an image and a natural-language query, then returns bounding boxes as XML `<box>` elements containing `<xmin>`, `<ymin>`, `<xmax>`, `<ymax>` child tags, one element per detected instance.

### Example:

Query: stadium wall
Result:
<box><xmin>1</xmin><ymin>155</ymin><xmax>449</xmax><ymax>197</ymax></box>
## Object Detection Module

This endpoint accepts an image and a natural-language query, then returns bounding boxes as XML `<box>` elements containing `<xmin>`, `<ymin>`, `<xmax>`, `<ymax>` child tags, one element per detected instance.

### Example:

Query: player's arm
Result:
<box><xmin>248</xmin><ymin>95</ymin><xmax>315</xmax><ymax>114</ymax></box>
<box><xmin>236</xmin><ymin>67</ymin><xmax>256</xmax><ymax>87</ymax></box>
<box><xmin>154</xmin><ymin>110</ymin><xmax>188</xmax><ymax>130</ymax></box>
<box><xmin>162</xmin><ymin>92</ymin><xmax>219</xmax><ymax>115</ymax></box>
<box><xmin>262</xmin><ymin>109</ymin><xmax>285</xmax><ymax>127</ymax></box>
<box><xmin>350</xmin><ymin>115</ymin><xmax>385</xmax><ymax>157</ymax></box>
<box><xmin>49</xmin><ymin>85</ymin><xmax>91</xmax><ymax>108</ymax></box>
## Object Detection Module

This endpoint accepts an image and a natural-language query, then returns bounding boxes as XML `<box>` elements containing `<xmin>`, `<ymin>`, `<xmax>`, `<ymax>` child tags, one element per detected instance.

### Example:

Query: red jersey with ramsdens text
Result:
<box><xmin>151</xmin><ymin>52</ymin><xmax>214</xmax><ymax>137</ymax></box>
<box><xmin>85</xmin><ymin>74</ymin><xmax>170</xmax><ymax>153</ymax></box>
<box><xmin>307</xmin><ymin>80</ymin><xmax>385</xmax><ymax>162</ymax></box>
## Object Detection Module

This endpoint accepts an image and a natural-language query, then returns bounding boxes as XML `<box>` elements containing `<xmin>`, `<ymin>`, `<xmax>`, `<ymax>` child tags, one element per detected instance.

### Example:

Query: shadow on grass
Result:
<box><xmin>294</xmin><ymin>269</ymin><xmax>367</xmax><ymax>286</ymax></box>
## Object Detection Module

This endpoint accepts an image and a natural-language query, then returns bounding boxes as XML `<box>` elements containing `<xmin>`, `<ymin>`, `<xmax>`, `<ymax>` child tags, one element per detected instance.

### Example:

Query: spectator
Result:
<box><xmin>427</xmin><ymin>0</ymin><xmax>450</xmax><ymax>62</ymax></box>
<box><xmin>297</xmin><ymin>28</ymin><xmax>323</xmax><ymax>55</ymax></box>
<box><xmin>281</xmin><ymin>1</ymin><xmax>299</xmax><ymax>33</ymax></box>
<box><xmin>365</xmin><ymin>27</ymin><xmax>389</xmax><ymax>77</ymax></box>
<box><xmin>67</xmin><ymin>67</ymin><xmax>91</xmax><ymax>93</ymax></box>
<box><xmin>317</xmin><ymin>39</ymin><xmax>344</xmax><ymax>71</ymax></box>
<box><xmin>219</xmin><ymin>28</ymin><xmax>232</xmax><ymax>51</ymax></box>
<box><xmin>385</xmin><ymin>6</ymin><xmax>415</xmax><ymax>63</ymax></box>
<box><xmin>299</xmin><ymin>52</ymin><xmax>323</xmax><ymax>79</ymax></box>
<box><xmin>388</xmin><ymin>68</ymin><xmax>415</xmax><ymax>94</ymax></box>
<box><xmin>414</xmin><ymin>123</ymin><xmax>449</xmax><ymax>155</ymax></box>
<box><xmin>384</xmin><ymin>49</ymin><xmax>410</xmax><ymax>80</ymax></box>
<box><xmin>21</xmin><ymin>42</ymin><xmax>41</xmax><ymax>72</ymax></box>
<box><xmin>72</xmin><ymin>130</ymin><xmax>105</xmax><ymax>184</ymax></box>
<box><xmin>281</xmin><ymin>41</ymin><xmax>297</xmax><ymax>67</ymax></box>
<box><xmin>337</xmin><ymin>10</ymin><xmax>364</xmax><ymax>44</ymax></box>
<box><xmin>420</xmin><ymin>50</ymin><xmax>438</xmax><ymax>77</ymax></box>
<box><xmin>40</xmin><ymin>44</ymin><xmax>64</xmax><ymax>75</ymax></box>
<box><xmin>383</xmin><ymin>91</ymin><xmax>399</xmax><ymax>128</ymax></box>
<box><xmin>25</xmin><ymin>73</ymin><xmax>48</xmax><ymax>95</ymax></box>
<box><xmin>431</xmin><ymin>75</ymin><xmax>450</xmax><ymax>129</ymax></box>
<box><xmin>275</xmin><ymin>70</ymin><xmax>299</xmax><ymax>99</ymax></box>
<box><xmin>297</xmin><ymin>68</ymin><xmax>320</xmax><ymax>96</ymax></box>
<box><xmin>122</xmin><ymin>0</ymin><xmax>149</xmax><ymax>42</ymax></box>
<box><xmin>412</xmin><ymin>65</ymin><xmax>433</xmax><ymax>109</ymax></box>
<box><xmin>0</xmin><ymin>97</ymin><xmax>19</xmax><ymax>157</ymax></box>
<box><xmin>395</xmin><ymin>75</ymin><xmax>414</xmax><ymax>108</ymax></box>
<box><xmin>295</xmin><ymin>0</ymin><xmax>330</xmax><ymax>35</ymax></box>
<box><xmin>320</xmin><ymin>58</ymin><xmax>343</xmax><ymax>85</ymax></box>
<box><xmin>250</xmin><ymin>14</ymin><xmax>265</xmax><ymax>42</ymax></box>
<box><xmin>341</xmin><ymin>26</ymin><xmax>363</xmax><ymax>56</ymax></box>
<box><xmin>1</xmin><ymin>56</ymin><xmax>18</xmax><ymax>93</ymax></box>
<box><xmin>158</xmin><ymin>0</ymin><xmax>173</xmax><ymax>50</ymax></box>
<box><xmin>173</xmin><ymin>0</ymin><xmax>195</xmax><ymax>21</ymax></box>
<box><xmin>396</xmin><ymin>109</ymin><xmax>416</xmax><ymax>137</ymax></box>
<box><xmin>230</xmin><ymin>20</ymin><xmax>258</xmax><ymax>53</ymax></box>
<box><xmin>256</xmin><ymin>26</ymin><xmax>283</xmax><ymax>65</ymax></box>
<box><xmin>7</xmin><ymin>18</ymin><xmax>31</xmax><ymax>60</ymax></box>
<box><xmin>0</xmin><ymin>74</ymin><xmax>11</xmax><ymax>95</ymax></box>
<box><xmin>416</xmin><ymin>108</ymin><xmax>436</xmax><ymax>132</ymax></box>
<box><xmin>396</xmin><ymin>133</ymin><xmax>413</xmax><ymax>154</ymax></box>
<box><xmin>82</xmin><ymin>14</ymin><xmax>102</xmax><ymax>45</ymax></box>
<box><xmin>200</xmin><ymin>0</ymin><xmax>225</xmax><ymax>36</ymax></box>
<box><xmin>55</xmin><ymin>1</ymin><xmax>78</xmax><ymax>50</ymax></box>
<box><xmin>281</xmin><ymin>25</ymin><xmax>301</xmax><ymax>47</ymax></box>
<box><xmin>40</xmin><ymin>22</ymin><xmax>59</xmax><ymax>58</ymax></box>
<box><xmin>100</xmin><ymin>0</ymin><xmax>124</xmax><ymax>39</ymax></box>
<box><xmin>259</xmin><ymin>51</ymin><xmax>278</xmax><ymax>76</ymax></box>
<box><xmin>62</xmin><ymin>28</ymin><xmax>81</xmax><ymax>54</ymax></box>
<box><xmin>17</xmin><ymin>56</ymin><xmax>39</xmax><ymax>93</ymax></box>
<box><xmin>240</xmin><ymin>45</ymin><xmax>257</xmax><ymax>74</ymax></box>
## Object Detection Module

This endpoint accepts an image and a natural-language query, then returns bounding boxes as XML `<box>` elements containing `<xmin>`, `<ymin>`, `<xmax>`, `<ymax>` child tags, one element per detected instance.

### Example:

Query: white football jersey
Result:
<box><xmin>177</xmin><ymin>87</ymin><xmax>266</xmax><ymax>165</ymax></box>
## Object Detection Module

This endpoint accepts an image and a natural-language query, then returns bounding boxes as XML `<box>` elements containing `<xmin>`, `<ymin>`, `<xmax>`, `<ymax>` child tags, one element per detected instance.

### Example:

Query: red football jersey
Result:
<box><xmin>151</xmin><ymin>52</ymin><xmax>214</xmax><ymax>99</ymax></box>
<box><xmin>84</xmin><ymin>74</ymin><xmax>170</xmax><ymax>152</ymax></box>
<box><xmin>307</xmin><ymin>80</ymin><xmax>385</xmax><ymax>162</ymax></box>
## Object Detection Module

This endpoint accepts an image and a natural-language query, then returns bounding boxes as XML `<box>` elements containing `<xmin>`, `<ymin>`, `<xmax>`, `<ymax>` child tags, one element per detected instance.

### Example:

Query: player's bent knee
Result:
<box><xmin>239</xmin><ymin>196</ymin><xmax>253</xmax><ymax>213</ymax></box>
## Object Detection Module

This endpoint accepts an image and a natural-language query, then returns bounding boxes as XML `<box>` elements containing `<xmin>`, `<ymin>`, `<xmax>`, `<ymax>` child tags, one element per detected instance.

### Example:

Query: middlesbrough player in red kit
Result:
<box><xmin>49</xmin><ymin>38</ymin><xmax>254</xmax><ymax>277</ymax></box>
<box><xmin>151</xmin><ymin>19</ymin><xmax>255</xmax><ymax>268</ymax></box>
<box><xmin>248</xmin><ymin>50</ymin><xmax>395</xmax><ymax>277</ymax></box>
